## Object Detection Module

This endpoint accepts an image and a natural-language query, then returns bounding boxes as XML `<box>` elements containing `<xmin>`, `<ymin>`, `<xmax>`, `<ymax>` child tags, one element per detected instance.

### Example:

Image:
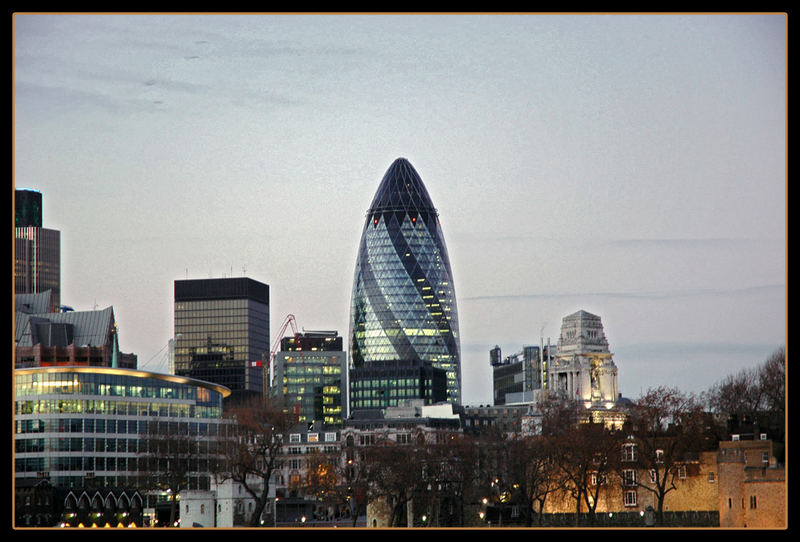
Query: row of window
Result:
<box><xmin>726</xmin><ymin>496</ymin><xmax>760</xmax><ymax>509</ymax></box>
<box><xmin>15</xmin><ymin>435</ymin><xmax>216</xmax><ymax>455</ymax></box>
<box><xmin>351</xmin><ymin>388</ymin><xmax>421</xmax><ymax>399</ymax></box>
<box><xmin>352</xmin><ymin>378</ymin><xmax>420</xmax><ymax>389</ymax></box>
<box><xmin>618</xmin><ymin>466</ymin><xmax>689</xmax><ymax>487</ymax></box>
<box><xmin>14</xmin><ymin>398</ymin><xmax>222</xmax><ymax>418</ymax></box>
<box><xmin>351</xmin><ymin>398</ymin><xmax>430</xmax><ymax>408</ymax></box>
<box><xmin>176</xmin><ymin>298</ymin><xmax>258</xmax><ymax>310</ymax></box>
<box><xmin>282</xmin><ymin>356</ymin><xmax>342</xmax><ymax>367</ymax></box>
<box><xmin>15</xmin><ymin>455</ymin><xmax>215</xmax><ymax>474</ymax></box>
<box><xmin>15</xmin><ymin>375</ymin><xmax>219</xmax><ymax>403</ymax></box>
<box><xmin>15</xmin><ymin>417</ymin><xmax>224</xmax><ymax>436</ymax></box>
<box><xmin>31</xmin><ymin>474</ymin><xmax>211</xmax><ymax>491</ymax></box>
<box><xmin>287</xmin><ymin>432</ymin><xmax>338</xmax><ymax>444</ymax></box>
<box><xmin>282</xmin><ymin>376</ymin><xmax>341</xmax><ymax>387</ymax></box>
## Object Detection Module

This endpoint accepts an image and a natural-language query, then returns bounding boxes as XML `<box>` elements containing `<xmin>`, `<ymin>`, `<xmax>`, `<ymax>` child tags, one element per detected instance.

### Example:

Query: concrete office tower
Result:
<box><xmin>15</xmin><ymin>189</ymin><xmax>61</xmax><ymax>312</ymax></box>
<box><xmin>550</xmin><ymin>310</ymin><xmax>619</xmax><ymax>407</ymax></box>
<box><xmin>174</xmin><ymin>277</ymin><xmax>270</xmax><ymax>406</ymax></box>
<box><xmin>349</xmin><ymin>158</ymin><xmax>461</xmax><ymax>404</ymax></box>
<box><xmin>490</xmin><ymin>343</ymin><xmax>556</xmax><ymax>406</ymax></box>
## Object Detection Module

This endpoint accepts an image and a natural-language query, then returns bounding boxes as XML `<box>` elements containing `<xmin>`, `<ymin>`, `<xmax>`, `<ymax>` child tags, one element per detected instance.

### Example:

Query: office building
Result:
<box><xmin>349</xmin><ymin>359</ymin><xmax>447</xmax><ymax>411</ymax></box>
<box><xmin>490</xmin><ymin>342</ymin><xmax>555</xmax><ymax>405</ymax></box>
<box><xmin>349</xmin><ymin>158</ymin><xmax>461</xmax><ymax>404</ymax></box>
<box><xmin>15</xmin><ymin>189</ymin><xmax>61</xmax><ymax>312</ymax></box>
<box><xmin>271</xmin><ymin>330</ymin><xmax>348</xmax><ymax>426</ymax></box>
<box><xmin>13</xmin><ymin>366</ymin><xmax>231</xmax><ymax>521</ymax></box>
<box><xmin>14</xmin><ymin>293</ymin><xmax>137</xmax><ymax>369</ymax></box>
<box><xmin>174</xmin><ymin>277</ymin><xmax>270</xmax><ymax>406</ymax></box>
<box><xmin>462</xmin><ymin>403</ymin><xmax>530</xmax><ymax>437</ymax></box>
<box><xmin>15</xmin><ymin>188</ymin><xmax>43</xmax><ymax>227</ymax></box>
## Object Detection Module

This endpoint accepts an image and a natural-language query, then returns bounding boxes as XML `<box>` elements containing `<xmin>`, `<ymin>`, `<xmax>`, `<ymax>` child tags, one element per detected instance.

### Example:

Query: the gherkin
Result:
<box><xmin>349</xmin><ymin>158</ymin><xmax>461</xmax><ymax>404</ymax></box>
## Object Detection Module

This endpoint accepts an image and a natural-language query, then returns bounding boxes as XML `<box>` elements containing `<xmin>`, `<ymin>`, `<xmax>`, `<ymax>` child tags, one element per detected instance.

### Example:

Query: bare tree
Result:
<box><xmin>137</xmin><ymin>420</ymin><xmax>200</xmax><ymax>527</ymax></box>
<box><xmin>214</xmin><ymin>396</ymin><xmax>298</xmax><ymax>527</ymax></box>
<box><xmin>706</xmin><ymin>366</ymin><xmax>763</xmax><ymax>423</ymax></box>
<box><xmin>551</xmin><ymin>420</ymin><xmax>618</xmax><ymax>526</ymax></box>
<box><xmin>305</xmin><ymin>446</ymin><xmax>368</xmax><ymax>526</ymax></box>
<box><xmin>362</xmin><ymin>434</ymin><xmax>426</xmax><ymax>527</ymax></box>
<box><xmin>759</xmin><ymin>346</ymin><xmax>786</xmax><ymax>437</ymax></box>
<box><xmin>705</xmin><ymin>346</ymin><xmax>786</xmax><ymax>459</ymax></box>
<box><xmin>414</xmin><ymin>431</ymin><xmax>476</xmax><ymax>527</ymax></box>
<box><xmin>625</xmin><ymin>386</ymin><xmax>707</xmax><ymax>526</ymax></box>
<box><xmin>497</xmin><ymin>434</ymin><xmax>559</xmax><ymax>526</ymax></box>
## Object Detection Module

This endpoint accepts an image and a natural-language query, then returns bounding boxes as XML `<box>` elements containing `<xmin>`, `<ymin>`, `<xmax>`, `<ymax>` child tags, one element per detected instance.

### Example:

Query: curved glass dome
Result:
<box><xmin>349</xmin><ymin>158</ymin><xmax>461</xmax><ymax>404</ymax></box>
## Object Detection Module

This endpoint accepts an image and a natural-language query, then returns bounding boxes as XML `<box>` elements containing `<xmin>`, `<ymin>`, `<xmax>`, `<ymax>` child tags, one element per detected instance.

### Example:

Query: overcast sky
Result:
<box><xmin>13</xmin><ymin>13</ymin><xmax>786</xmax><ymax>405</ymax></box>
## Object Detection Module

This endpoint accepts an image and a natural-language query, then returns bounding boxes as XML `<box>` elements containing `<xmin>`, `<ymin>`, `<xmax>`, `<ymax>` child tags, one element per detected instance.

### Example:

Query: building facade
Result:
<box><xmin>173</xmin><ymin>277</ymin><xmax>270</xmax><ymax>405</ymax></box>
<box><xmin>462</xmin><ymin>404</ymin><xmax>530</xmax><ymax>437</ymax></box>
<box><xmin>271</xmin><ymin>330</ymin><xmax>348</xmax><ymax>426</ymax></box>
<box><xmin>13</xmin><ymin>365</ymin><xmax>231</xmax><ymax>522</ymax></box>
<box><xmin>15</xmin><ymin>189</ymin><xmax>61</xmax><ymax>312</ymax></box>
<box><xmin>349</xmin><ymin>359</ymin><xmax>447</xmax><ymax>411</ymax></box>
<box><xmin>15</xmin><ymin>187</ymin><xmax>43</xmax><ymax>228</ymax></box>
<box><xmin>490</xmin><ymin>342</ymin><xmax>556</xmax><ymax>405</ymax></box>
<box><xmin>349</xmin><ymin>158</ymin><xmax>461</xmax><ymax>404</ymax></box>
<box><xmin>550</xmin><ymin>310</ymin><xmax>619</xmax><ymax>407</ymax></box>
<box><xmin>716</xmin><ymin>437</ymin><xmax>786</xmax><ymax>528</ymax></box>
<box><xmin>14</xmin><ymin>296</ymin><xmax>137</xmax><ymax>370</ymax></box>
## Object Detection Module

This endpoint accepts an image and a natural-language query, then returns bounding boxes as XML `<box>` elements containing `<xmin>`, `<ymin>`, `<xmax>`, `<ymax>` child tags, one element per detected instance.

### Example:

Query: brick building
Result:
<box><xmin>717</xmin><ymin>438</ymin><xmax>786</xmax><ymax>528</ymax></box>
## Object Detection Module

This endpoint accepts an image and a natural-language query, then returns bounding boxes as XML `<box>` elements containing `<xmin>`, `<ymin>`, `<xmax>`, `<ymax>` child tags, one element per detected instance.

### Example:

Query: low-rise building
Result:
<box><xmin>717</xmin><ymin>437</ymin><xmax>786</xmax><ymax>528</ymax></box>
<box><xmin>14</xmin><ymin>294</ymin><xmax>137</xmax><ymax>369</ymax></box>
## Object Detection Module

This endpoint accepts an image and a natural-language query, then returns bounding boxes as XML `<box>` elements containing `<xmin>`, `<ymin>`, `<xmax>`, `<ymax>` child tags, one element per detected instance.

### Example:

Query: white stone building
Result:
<box><xmin>549</xmin><ymin>310</ymin><xmax>619</xmax><ymax>407</ymax></box>
<box><xmin>180</xmin><ymin>477</ymin><xmax>275</xmax><ymax>528</ymax></box>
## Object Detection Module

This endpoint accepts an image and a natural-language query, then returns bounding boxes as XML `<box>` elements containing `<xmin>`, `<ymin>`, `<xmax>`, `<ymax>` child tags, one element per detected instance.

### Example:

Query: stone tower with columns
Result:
<box><xmin>550</xmin><ymin>310</ymin><xmax>618</xmax><ymax>406</ymax></box>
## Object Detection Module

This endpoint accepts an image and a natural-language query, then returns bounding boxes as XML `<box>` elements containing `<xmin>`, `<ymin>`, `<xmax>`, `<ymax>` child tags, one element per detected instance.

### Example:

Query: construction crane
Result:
<box><xmin>267</xmin><ymin>314</ymin><xmax>305</xmax><ymax>395</ymax></box>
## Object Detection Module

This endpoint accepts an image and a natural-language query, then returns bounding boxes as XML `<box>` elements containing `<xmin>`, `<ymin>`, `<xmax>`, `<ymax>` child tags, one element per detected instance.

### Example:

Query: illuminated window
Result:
<box><xmin>622</xmin><ymin>469</ymin><xmax>637</xmax><ymax>486</ymax></box>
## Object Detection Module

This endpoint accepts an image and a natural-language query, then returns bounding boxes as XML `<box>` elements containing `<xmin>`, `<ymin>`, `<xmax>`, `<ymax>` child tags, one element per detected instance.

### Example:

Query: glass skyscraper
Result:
<box><xmin>15</xmin><ymin>189</ymin><xmax>60</xmax><ymax>312</ymax></box>
<box><xmin>349</xmin><ymin>158</ymin><xmax>461</xmax><ymax>404</ymax></box>
<box><xmin>271</xmin><ymin>331</ymin><xmax>347</xmax><ymax>426</ymax></box>
<box><xmin>174</xmin><ymin>277</ymin><xmax>269</xmax><ymax>405</ymax></box>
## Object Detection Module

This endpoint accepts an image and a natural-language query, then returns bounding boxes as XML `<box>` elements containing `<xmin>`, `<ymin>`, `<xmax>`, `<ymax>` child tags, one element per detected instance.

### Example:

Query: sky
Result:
<box><xmin>13</xmin><ymin>13</ymin><xmax>786</xmax><ymax>406</ymax></box>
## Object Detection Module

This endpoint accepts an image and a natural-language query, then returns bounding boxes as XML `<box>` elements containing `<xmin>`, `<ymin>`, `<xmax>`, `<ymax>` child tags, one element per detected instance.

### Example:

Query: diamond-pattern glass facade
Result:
<box><xmin>349</xmin><ymin>158</ymin><xmax>461</xmax><ymax>404</ymax></box>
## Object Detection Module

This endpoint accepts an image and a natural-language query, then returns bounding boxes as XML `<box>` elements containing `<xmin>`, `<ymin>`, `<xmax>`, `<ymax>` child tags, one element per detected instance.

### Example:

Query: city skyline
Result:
<box><xmin>13</xmin><ymin>13</ymin><xmax>786</xmax><ymax>405</ymax></box>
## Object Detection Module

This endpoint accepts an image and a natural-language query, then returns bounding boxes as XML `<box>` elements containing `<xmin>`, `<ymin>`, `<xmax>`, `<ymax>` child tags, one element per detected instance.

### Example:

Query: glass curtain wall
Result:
<box><xmin>349</xmin><ymin>158</ymin><xmax>461</xmax><ymax>404</ymax></box>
